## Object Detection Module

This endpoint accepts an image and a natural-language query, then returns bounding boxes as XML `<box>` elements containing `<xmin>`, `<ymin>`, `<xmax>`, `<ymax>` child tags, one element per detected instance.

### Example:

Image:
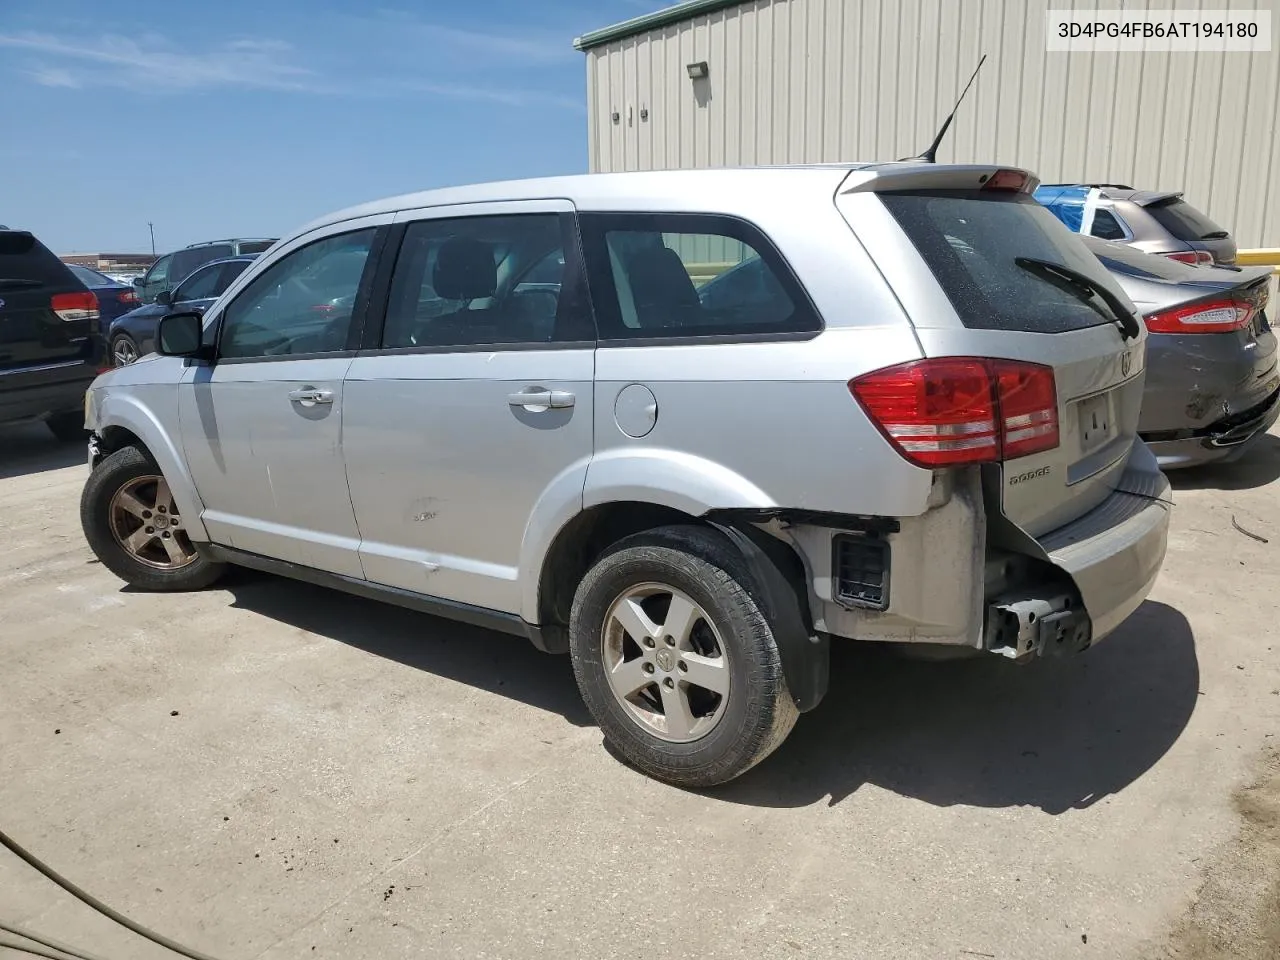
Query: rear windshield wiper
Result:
<box><xmin>1014</xmin><ymin>256</ymin><xmax>1142</xmax><ymax>341</ymax></box>
<box><xmin>0</xmin><ymin>278</ymin><xmax>43</xmax><ymax>290</ymax></box>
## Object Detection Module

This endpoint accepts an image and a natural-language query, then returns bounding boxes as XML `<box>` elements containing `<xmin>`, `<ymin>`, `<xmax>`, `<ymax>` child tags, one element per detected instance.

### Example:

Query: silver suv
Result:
<box><xmin>79</xmin><ymin>164</ymin><xmax>1170</xmax><ymax>787</ymax></box>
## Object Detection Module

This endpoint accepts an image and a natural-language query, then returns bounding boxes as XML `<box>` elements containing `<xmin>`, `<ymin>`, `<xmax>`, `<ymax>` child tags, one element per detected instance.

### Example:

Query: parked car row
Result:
<box><xmin>131</xmin><ymin>238</ymin><xmax>276</xmax><ymax>305</ymax></box>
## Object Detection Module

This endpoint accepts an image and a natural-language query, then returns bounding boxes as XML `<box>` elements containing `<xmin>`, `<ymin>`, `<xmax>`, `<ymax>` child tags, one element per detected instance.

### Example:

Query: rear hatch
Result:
<box><xmin>836</xmin><ymin>167</ymin><xmax>1146</xmax><ymax>538</ymax></box>
<box><xmin>1137</xmin><ymin>192</ymin><xmax>1236</xmax><ymax>265</ymax></box>
<box><xmin>0</xmin><ymin>231</ymin><xmax>99</xmax><ymax>374</ymax></box>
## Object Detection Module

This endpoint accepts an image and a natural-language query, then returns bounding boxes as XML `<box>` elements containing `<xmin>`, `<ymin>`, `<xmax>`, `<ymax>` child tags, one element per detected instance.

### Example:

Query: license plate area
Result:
<box><xmin>1077</xmin><ymin>393</ymin><xmax>1116</xmax><ymax>453</ymax></box>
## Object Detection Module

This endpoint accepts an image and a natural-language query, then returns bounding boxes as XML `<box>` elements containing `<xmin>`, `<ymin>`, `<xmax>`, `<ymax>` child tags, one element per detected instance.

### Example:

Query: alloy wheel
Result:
<box><xmin>601</xmin><ymin>582</ymin><xmax>731</xmax><ymax>743</ymax></box>
<box><xmin>112</xmin><ymin>338</ymin><xmax>138</xmax><ymax>366</ymax></box>
<box><xmin>108</xmin><ymin>475</ymin><xmax>197</xmax><ymax>569</ymax></box>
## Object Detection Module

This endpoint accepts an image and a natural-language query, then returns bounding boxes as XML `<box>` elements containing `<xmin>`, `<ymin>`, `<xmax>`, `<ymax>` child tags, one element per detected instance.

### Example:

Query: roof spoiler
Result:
<box><xmin>839</xmin><ymin>164</ymin><xmax>1040</xmax><ymax>195</ymax></box>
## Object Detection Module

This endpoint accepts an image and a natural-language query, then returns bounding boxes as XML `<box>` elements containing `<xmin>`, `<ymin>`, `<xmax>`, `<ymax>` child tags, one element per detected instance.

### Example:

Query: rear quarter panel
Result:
<box><xmin>579</xmin><ymin>180</ymin><xmax>934</xmax><ymax>519</ymax></box>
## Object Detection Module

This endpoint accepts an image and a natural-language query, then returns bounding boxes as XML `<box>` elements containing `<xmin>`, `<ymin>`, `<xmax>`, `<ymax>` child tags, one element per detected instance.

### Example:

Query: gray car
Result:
<box><xmin>1084</xmin><ymin>236</ymin><xmax>1278</xmax><ymax>468</ymax></box>
<box><xmin>78</xmin><ymin>164</ymin><xmax>1169</xmax><ymax>786</ymax></box>
<box><xmin>1036</xmin><ymin>184</ymin><xmax>1237</xmax><ymax>266</ymax></box>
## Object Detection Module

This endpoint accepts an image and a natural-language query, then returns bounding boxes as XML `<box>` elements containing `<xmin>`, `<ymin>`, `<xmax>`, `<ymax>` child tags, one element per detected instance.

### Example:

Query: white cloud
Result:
<box><xmin>27</xmin><ymin>65</ymin><xmax>80</xmax><ymax>88</ymax></box>
<box><xmin>0</xmin><ymin>28</ymin><xmax>582</xmax><ymax>110</ymax></box>
<box><xmin>0</xmin><ymin>31</ymin><xmax>327</xmax><ymax>93</ymax></box>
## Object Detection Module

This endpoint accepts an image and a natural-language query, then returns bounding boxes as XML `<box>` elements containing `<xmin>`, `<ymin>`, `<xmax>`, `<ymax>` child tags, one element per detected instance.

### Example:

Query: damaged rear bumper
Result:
<box><xmin>1142</xmin><ymin>386</ymin><xmax>1280</xmax><ymax>468</ymax></box>
<box><xmin>1007</xmin><ymin>441</ymin><xmax>1171</xmax><ymax>649</ymax></box>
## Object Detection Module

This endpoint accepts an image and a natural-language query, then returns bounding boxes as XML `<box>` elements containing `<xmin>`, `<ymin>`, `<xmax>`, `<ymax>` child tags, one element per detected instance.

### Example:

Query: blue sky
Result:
<box><xmin>0</xmin><ymin>0</ymin><xmax>666</xmax><ymax>253</ymax></box>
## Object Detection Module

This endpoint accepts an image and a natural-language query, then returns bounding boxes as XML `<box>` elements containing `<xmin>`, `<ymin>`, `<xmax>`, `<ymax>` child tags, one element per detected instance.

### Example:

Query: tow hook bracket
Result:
<box><xmin>986</xmin><ymin>594</ymin><xmax>1092</xmax><ymax>660</ymax></box>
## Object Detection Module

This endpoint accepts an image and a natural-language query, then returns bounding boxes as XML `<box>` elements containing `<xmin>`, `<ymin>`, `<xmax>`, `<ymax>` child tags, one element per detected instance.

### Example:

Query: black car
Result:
<box><xmin>1</xmin><ymin>229</ymin><xmax>105</xmax><ymax>441</ymax></box>
<box><xmin>109</xmin><ymin>255</ymin><xmax>258</xmax><ymax>365</ymax></box>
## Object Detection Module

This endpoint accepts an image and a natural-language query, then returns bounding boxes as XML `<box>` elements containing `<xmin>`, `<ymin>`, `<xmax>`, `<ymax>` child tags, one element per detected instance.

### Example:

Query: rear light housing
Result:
<box><xmin>117</xmin><ymin>289</ymin><xmax>139</xmax><ymax>305</ymax></box>
<box><xmin>1145</xmin><ymin>299</ymin><xmax>1254</xmax><ymax>334</ymax></box>
<box><xmin>1162</xmin><ymin>250</ymin><xmax>1213</xmax><ymax>266</ymax></box>
<box><xmin>982</xmin><ymin>168</ymin><xmax>1032</xmax><ymax>192</ymax></box>
<box><xmin>850</xmin><ymin>358</ymin><xmax>1060</xmax><ymax>468</ymax></box>
<box><xmin>51</xmin><ymin>291</ymin><xmax>100</xmax><ymax>322</ymax></box>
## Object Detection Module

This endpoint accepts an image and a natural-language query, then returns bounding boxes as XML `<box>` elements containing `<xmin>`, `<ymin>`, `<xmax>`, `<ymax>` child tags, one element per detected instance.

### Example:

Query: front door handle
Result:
<box><xmin>288</xmin><ymin>387</ymin><xmax>334</xmax><ymax>406</ymax></box>
<box><xmin>507</xmin><ymin>389</ymin><xmax>575</xmax><ymax>410</ymax></box>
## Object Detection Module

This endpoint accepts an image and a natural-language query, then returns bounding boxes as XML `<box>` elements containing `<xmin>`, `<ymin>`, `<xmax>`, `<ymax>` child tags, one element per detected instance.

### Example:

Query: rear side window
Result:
<box><xmin>881</xmin><ymin>190</ymin><xmax>1125</xmax><ymax>334</ymax></box>
<box><xmin>0</xmin><ymin>232</ymin><xmax>77</xmax><ymax>289</ymax></box>
<box><xmin>237</xmin><ymin>240</ymin><xmax>276</xmax><ymax>254</ymax></box>
<box><xmin>171</xmin><ymin>245</ymin><xmax>233</xmax><ymax>285</ymax></box>
<box><xmin>579</xmin><ymin>213</ymin><xmax>819</xmax><ymax>341</ymax></box>
<box><xmin>381</xmin><ymin>213</ymin><xmax>592</xmax><ymax>350</ymax></box>
<box><xmin>1145</xmin><ymin>198</ymin><xmax>1227</xmax><ymax>241</ymax></box>
<box><xmin>1089</xmin><ymin>209</ymin><xmax>1127</xmax><ymax>241</ymax></box>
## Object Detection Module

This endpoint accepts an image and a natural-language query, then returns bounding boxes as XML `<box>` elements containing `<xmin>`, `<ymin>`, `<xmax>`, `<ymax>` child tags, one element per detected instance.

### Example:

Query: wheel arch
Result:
<box><xmin>92</xmin><ymin>395</ymin><xmax>208</xmax><ymax>542</ymax></box>
<box><xmin>532</xmin><ymin>501</ymin><xmax>828</xmax><ymax>712</ymax></box>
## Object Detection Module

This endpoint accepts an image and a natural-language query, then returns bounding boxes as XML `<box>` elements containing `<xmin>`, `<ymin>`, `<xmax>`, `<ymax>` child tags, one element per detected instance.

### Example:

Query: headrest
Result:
<box><xmin>433</xmin><ymin>237</ymin><xmax>495</xmax><ymax>300</ymax></box>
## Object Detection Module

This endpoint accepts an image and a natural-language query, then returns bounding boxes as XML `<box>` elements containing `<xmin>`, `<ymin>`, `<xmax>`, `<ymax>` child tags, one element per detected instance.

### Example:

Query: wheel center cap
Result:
<box><xmin>654</xmin><ymin>649</ymin><xmax>674</xmax><ymax>672</ymax></box>
<box><xmin>154</xmin><ymin>515</ymin><xmax>169</xmax><ymax>529</ymax></box>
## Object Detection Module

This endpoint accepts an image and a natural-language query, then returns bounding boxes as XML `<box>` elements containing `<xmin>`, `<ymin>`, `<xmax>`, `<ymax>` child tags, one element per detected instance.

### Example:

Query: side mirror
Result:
<box><xmin>155</xmin><ymin>289</ymin><xmax>173</xmax><ymax>306</ymax></box>
<box><xmin>156</xmin><ymin>312</ymin><xmax>204</xmax><ymax>357</ymax></box>
<box><xmin>132</xmin><ymin>277</ymin><xmax>145</xmax><ymax>289</ymax></box>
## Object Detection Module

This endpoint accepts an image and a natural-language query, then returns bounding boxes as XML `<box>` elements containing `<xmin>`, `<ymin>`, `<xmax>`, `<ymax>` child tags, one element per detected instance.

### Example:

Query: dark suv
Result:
<box><xmin>132</xmin><ymin>238</ymin><xmax>276</xmax><ymax>304</ymax></box>
<box><xmin>1</xmin><ymin>229</ymin><xmax>105</xmax><ymax>441</ymax></box>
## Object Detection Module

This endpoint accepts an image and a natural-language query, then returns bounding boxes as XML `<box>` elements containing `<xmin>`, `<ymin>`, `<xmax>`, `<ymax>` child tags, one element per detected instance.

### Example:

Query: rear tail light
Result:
<box><xmin>850</xmin><ymin>358</ymin><xmax>1060</xmax><ymax>468</ymax></box>
<box><xmin>1163</xmin><ymin>250</ymin><xmax>1214</xmax><ymax>266</ymax></box>
<box><xmin>118</xmin><ymin>289</ymin><xmax>139</xmax><ymax>305</ymax></box>
<box><xmin>51</xmin><ymin>291</ymin><xmax>100</xmax><ymax>322</ymax></box>
<box><xmin>1145</xmin><ymin>299</ymin><xmax>1254</xmax><ymax>334</ymax></box>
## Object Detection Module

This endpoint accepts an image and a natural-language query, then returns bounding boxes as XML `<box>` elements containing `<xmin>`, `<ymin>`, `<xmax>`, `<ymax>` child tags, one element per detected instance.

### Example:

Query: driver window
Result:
<box><xmin>219</xmin><ymin>229</ymin><xmax>374</xmax><ymax>360</ymax></box>
<box><xmin>382</xmin><ymin>214</ymin><xmax>569</xmax><ymax>349</ymax></box>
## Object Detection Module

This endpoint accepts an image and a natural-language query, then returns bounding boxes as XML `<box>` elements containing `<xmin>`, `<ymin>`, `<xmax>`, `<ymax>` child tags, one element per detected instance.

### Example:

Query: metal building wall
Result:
<box><xmin>583</xmin><ymin>0</ymin><xmax>1280</xmax><ymax>247</ymax></box>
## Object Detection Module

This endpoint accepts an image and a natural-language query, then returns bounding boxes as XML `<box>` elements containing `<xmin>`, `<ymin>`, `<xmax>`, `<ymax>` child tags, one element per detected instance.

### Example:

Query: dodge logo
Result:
<box><xmin>1121</xmin><ymin>351</ymin><xmax>1133</xmax><ymax>377</ymax></box>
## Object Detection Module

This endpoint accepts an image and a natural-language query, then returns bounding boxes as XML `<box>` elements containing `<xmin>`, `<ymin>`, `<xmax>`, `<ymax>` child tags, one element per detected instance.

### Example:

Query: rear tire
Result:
<box><xmin>569</xmin><ymin>525</ymin><xmax>798</xmax><ymax>788</ymax></box>
<box><xmin>81</xmin><ymin>445</ymin><xmax>225</xmax><ymax>591</ymax></box>
<box><xmin>46</xmin><ymin>411</ymin><xmax>87</xmax><ymax>443</ymax></box>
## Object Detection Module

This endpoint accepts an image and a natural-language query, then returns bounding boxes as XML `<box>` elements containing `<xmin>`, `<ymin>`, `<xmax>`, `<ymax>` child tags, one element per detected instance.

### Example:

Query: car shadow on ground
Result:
<box><xmin>225</xmin><ymin>570</ymin><xmax>1196</xmax><ymax>813</ymax></box>
<box><xmin>220</xmin><ymin>570</ymin><xmax>593</xmax><ymax>727</ymax></box>
<box><xmin>1168</xmin><ymin>433</ymin><xmax>1280</xmax><ymax>491</ymax></box>
<box><xmin>0</xmin><ymin>424</ymin><xmax>85</xmax><ymax>480</ymax></box>
<box><xmin>717</xmin><ymin>600</ymin><xmax>1198</xmax><ymax>812</ymax></box>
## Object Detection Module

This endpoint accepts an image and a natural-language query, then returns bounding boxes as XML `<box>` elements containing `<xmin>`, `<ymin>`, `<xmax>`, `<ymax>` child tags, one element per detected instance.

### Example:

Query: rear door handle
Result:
<box><xmin>508</xmin><ymin>389</ymin><xmax>575</xmax><ymax>410</ymax></box>
<box><xmin>288</xmin><ymin>387</ymin><xmax>334</xmax><ymax>406</ymax></box>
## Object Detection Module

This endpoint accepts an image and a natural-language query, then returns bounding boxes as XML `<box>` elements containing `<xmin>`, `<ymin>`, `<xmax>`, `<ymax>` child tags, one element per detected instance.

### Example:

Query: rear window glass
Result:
<box><xmin>1145</xmin><ymin>198</ymin><xmax>1226</xmax><ymax>241</ymax></box>
<box><xmin>1081</xmin><ymin>236</ymin><xmax>1194</xmax><ymax>281</ymax></box>
<box><xmin>880</xmin><ymin>190</ymin><xmax>1126</xmax><ymax>334</ymax></box>
<box><xmin>238</xmin><ymin>240</ymin><xmax>275</xmax><ymax>254</ymax></box>
<box><xmin>0</xmin><ymin>232</ymin><xmax>75</xmax><ymax>288</ymax></box>
<box><xmin>66</xmin><ymin>264</ymin><xmax>113</xmax><ymax>286</ymax></box>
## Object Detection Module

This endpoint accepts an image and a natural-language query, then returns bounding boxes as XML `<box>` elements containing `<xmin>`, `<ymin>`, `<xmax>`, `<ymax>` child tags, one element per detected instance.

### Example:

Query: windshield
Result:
<box><xmin>1145</xmin><ymin>198</ymin><xmax>1227</xmax><ymax>241</ymax></box>
<box><xmin>880</xmin><ymin>190</ymin><xmax>1127</xmax><ymax>334</ymax></box>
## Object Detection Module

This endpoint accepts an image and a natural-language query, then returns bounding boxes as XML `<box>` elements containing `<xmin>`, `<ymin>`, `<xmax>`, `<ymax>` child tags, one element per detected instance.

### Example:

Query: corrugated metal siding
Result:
<box><xmin>584</xmin><ymin>0</ymin><xmax>1280</xmax><ymax>247</ymax></box>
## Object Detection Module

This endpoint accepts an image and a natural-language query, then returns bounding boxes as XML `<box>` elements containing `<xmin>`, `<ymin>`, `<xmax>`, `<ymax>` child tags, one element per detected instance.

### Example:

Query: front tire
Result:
<box><xmin>81</xmin><ymin>445</ymin><xmax>225</xmax><ymax>591</ymax></box>
<box><xmin>569</xmin><ymin>525</ymin><xmax>798</xmax><ymax>788</ymax></box>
